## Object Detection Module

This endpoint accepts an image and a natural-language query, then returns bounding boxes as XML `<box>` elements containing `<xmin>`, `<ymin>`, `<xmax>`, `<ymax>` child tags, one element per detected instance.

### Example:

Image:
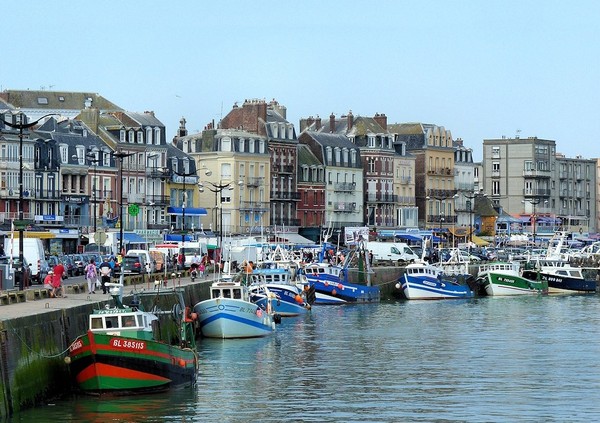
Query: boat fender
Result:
<box><xmin>337</xmin><ymin>283</ymin><xmax>343</xmax><ymax>290</ymax></box>
<box><xmin>331</xmin><ymin>289</ymin><xmax>337</xmax><ymax>296</ymax></box>
<box><xmin>294</xmin><ymin>294</ymin><xmax>303</xmax><ymax>304</ymax></box>
<box><xmin>256</xmin><ymin>308</ymin><xmax>263</xmax><ymax>318</ymax></box>
<box><xmin>178</xmin><ymin>359</ymin><xmax>186</xmax><ymax>367</ymax></box>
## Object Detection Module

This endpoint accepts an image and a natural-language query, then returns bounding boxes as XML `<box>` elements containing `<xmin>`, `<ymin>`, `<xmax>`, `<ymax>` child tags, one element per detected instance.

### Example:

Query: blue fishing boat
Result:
<box><xmin>399</xmin><ymin>261</ymin><xmax>473</xmax><ymax>300</ymax></box>
<box><xmin>248</xmin><ymin>266</ymin><xmax>311</xmax><ymax>317</ymax></box>
<box><xmin>300</xmin><ymin>262</ymin><xmax>380</xmax><ymax>304</ymax></box>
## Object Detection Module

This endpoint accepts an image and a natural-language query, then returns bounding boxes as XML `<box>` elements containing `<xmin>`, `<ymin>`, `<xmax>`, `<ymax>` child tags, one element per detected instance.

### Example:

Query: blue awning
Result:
<box><xmin>115</xmin><ymin>233</ymin><xmax>148</xmax><ymax>244</ymax></box>
<box><xmin>164</xmin><ymin>234</ymin><xmax>194</xmax><ymax>242</ymax></box>
<box><xmin>167</xmin><ymin>206</ymin><xmax>207</xmax><ymax>216</ymax></box>
<box><xmin>395</xmin><ymin>234</ymin><xmax>422</xmax><ymax>242</ymax></box>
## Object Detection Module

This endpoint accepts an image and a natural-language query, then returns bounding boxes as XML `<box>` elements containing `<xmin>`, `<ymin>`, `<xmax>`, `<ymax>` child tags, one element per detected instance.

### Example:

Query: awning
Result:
<box><xmin>164</xmin><ymin>234</ymin><xmax>194</xmax><ymax>242</ymax></box>
<box><xmin>167</xmin><ymin>206</ymin><xmax>207</xmax><ymax>216</ymax></box>
<box><xmin>471</xmin><ymin>235</ymin><xmax>489</xmax><ymax>246</ymax></box>
<box><xmin>395</xmin><ymin>234</ymin><xmax>422</xmax><ymax>242</ymax></box>
<box><xmin>9</xmin><ymin>231</ymin><xmax>56</xmax><ymax>239</ymax></box>
<box><xmin>115</xmin><ymin>232</ymin><xmax>148</xmax><ymax>244</ymax></box>
<box><xmin>272</xmin><ymin>233</ymin><xmax>315</xmax><ymax>245</ymax></box>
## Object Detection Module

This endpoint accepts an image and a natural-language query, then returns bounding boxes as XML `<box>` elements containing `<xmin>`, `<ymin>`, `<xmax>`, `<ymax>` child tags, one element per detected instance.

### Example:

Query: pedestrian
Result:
<box><xmin>53</xmin><ymin>260</ymin><xmax>65</xmax><ymax>283</ymax></box>
<box><xmin>85</xmin><ymin>259</ymin><xmax>98</xmax><ymax>294</ymax></box>
<box><xmin>43</xmin><ymin>270</ymin><xmax>54</xmax><ymax>297</ymax></box>
<box><xmin>99</xmin><ymin>257</ymin><xmax>112</xmax><ymax>294</ymax></box>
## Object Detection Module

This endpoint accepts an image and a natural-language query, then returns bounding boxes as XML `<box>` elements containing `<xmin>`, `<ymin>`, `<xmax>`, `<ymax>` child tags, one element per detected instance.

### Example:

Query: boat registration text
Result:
<box><xmin>110</xmin><ymin>338</ymin><xmax>146</xmax><ymax>350</ymax></box>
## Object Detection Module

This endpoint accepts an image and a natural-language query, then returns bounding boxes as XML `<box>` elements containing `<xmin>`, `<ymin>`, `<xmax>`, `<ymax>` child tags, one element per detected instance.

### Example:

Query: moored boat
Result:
<box><xmin>248</xmin><ymin>266</ymin><xmax>311</xmax><ymax>317</ymax></box>
<box><xmin>300</xmin><ymin>262</ymin><xmax>380</xmax><ymax>304</ymax></box>
<box><xmin>477</xmin><ymin>261</ymin><xmax>547</xmax><ymax>296</ymax></box>
<box><xmin>67</xmin><ymin>283</ymin><xmax>198</xmax><ymax>394</ymax></box>
<box><xmin>194</xmin><ymin>273</ymin><xmax>279</xmax><ymax>338</ymax></box>
<box><xmin>522</xmin><ymin>260</ymin><xmax>597</xmax><ymax>294</ymax></box>
<box><xmin>399</xmin><ymin>261</ymin><xmax>473</xmax><ymax>300</ymax></box>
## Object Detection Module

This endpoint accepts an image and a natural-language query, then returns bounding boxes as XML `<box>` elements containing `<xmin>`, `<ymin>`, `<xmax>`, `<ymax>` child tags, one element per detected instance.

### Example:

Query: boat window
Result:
<box><xmin>91</xmin><ymin>317</ymin><xmax>103</xmax><ymax>329</ymax></box>
<box><xmin>233</xmin><ymin>289</ymin><xmax>242</xmax><ymax>299</ymax></box>
<box><xmin>223</xmin><ymin>289</ymin><xmax>232</xmax><ymax>298</ymax></box>
<box><xmin>105</xmin><ymin>317</ymin><xmax>118</xmax><ymax>329</ymax></box>
<box><xmin>122</xmin><ymin>316</ymin><xmax>136</xmax><ymax>327</ymax></box>
<box><xmin>570</xmin><ymin>271</ymin><xmax>580</xmax><ymax>277</ymax></box>
<box><xmin>212</xmin><ymin>289</ymin><xmax>221</xmax><ymax>297</ymax></box>
<box><xmin>138</xmin><ymin>315</ymin><xmax>144</xmax><ymax>326</ymax></box>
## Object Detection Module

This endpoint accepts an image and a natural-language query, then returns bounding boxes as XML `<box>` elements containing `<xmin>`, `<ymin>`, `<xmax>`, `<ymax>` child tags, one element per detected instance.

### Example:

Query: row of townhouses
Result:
<box><xmin>0</xmin><ymin>90</ymin><xmax>597</xmax><ymax>253</ymax></box>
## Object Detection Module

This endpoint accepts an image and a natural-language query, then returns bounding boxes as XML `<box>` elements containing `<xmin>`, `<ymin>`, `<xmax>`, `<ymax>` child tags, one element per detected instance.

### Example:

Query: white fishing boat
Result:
<box><xmin>193</xmin><ymin>273</ymin><xmax>279</xmax><ymax>339</ymax></box>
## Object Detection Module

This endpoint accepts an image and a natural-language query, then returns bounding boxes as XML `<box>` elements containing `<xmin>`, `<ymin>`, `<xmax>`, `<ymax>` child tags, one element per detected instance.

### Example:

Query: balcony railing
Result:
<box><xmin>399</xmin><ymin>176</ymin><xmax>412</xmax><ymax>184</ymax></box>
<box><xmin>523</xmin><ymin>169</ymin><xmax>551</xmax><ymax>178</ymax></box>
<box><xmin>426</xmin><ymin>189</ymin><xmax>457</xmax><ymax>198</ymax></box>
<box><xmin>365</xmin><ymin>193</ymin><xmax>398</xmax><ymax>203</ymax></box>
<box><xmin>245</xmin><ymin>177</ymin><xmax>264</xmax><ymax>187</ymax></box>
<box><xmin>426</xmin><ymin>215</ymin><xmax>458</xmax><ymax>224</ymax></box>
<box><xmin>239</xmin><ymin>201</ymin><xmax>270</xmax><ymax>211</ymax></box>
<box><xmin>271</xmin><ymin>191</ymin><xmax>301</xmax><ymax>200</ymax></box>
<box><xmin>523</xmin><ymin>189</ymin><xmax>551</xmax><ymax>197</ymax></box>
<box><xmin>271</xmin><ymin>218</ymin><xmax>300</xmax><ymax>227</ymax></box>
<box><xmin>147</xmin><ymin>195</ymin><xmax>170</xmax><ymax>205</ymax></box>
<box><xmin>333</xmin><ymin>182</ymin><xmax>356</xmax><ymax>192</ymax></box>
<box><xmin>333</xmin><ymin>202</ymin><xmax>357</xmax><ymax>212</ymax></box>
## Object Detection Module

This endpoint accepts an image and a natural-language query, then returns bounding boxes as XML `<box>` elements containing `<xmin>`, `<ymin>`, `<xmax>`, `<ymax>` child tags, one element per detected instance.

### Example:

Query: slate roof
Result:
<box><xmin>0</xmin><ymin>90</ymin><xmax>122</xmax><ymax>112</ymax></box>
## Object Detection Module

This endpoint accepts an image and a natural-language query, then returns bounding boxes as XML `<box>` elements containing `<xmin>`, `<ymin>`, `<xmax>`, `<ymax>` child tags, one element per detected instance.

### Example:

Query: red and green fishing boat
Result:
<box><xmin>67</xmin><ymin>285</ymin><xmax>198</xmax><ymax>394</ymax></box>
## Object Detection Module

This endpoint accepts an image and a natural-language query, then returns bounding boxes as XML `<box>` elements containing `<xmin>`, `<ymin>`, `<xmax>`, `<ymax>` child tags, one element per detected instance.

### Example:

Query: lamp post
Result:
<box><xmin>198</xmin><ymin>179</ymin><xmax>243</xmax><ymax>254</ymax></box>
<box><xmin>113</xmin><ymin>151</ymin><xmax>135</xmax><ymax>256</ymax></box>
<box><xmin>463</xmin><ymin>189</ymin><xmax>486</xmax><ymax>253</ymax></box>
<box><xmin>172</xmin><ymin>170</ymin><xmax>198</xmax><ymax>246</ymax></box>
<box><xmin>522</xmin><ymin>198</ymin><xmax>548</xmax><ymax>244</ymax></box>
<box><xmin>1</xmin><ymin>112</ymin><xmax>58</xmax><ymax>290</ymax></box>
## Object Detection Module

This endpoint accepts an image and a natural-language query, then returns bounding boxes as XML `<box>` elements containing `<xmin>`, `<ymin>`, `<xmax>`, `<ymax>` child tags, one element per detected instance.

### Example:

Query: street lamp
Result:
<box><xmin>1</xmin><ymin>112</ymin><xmax>58</xmax><ymax>290</ymax></box>
<box><xmin>113</xmin><ymin>151</ymin><xmax>136</xmax><ymax>256</ymax></box>
<box><xmin>463</xmin><ymin>189</ymin><xmax>487</xmax><ymax>253</ymax></box>
<box><xmin>522</xmin><ymin>198</ymin><xmax>548</xmax><ymax>244</ymax></box>
<box><xmin>172</xmin><ymin>169</ymin><xmax>198</xmax><ymax>246</ymax></box>
<box><xmin>73</xmin><ymin>150</ymin><xmax>100</xmax><ymax>239</ymax></box>
<box><xmin>197</xmin><ymin>178</ymin><xmax>243</xmax><ymax>254</ymax></box>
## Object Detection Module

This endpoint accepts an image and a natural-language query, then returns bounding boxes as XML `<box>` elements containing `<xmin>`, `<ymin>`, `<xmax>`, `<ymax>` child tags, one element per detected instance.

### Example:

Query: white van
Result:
<box><xmin>126</xmin><ymin>249</ymin><xmax>156</xmax><ymax>274</ymax></box>
<box><xmin>3</xmin><ymin>237</ymin><xmax>46</xmax><ymax>283</ymax></box>
<box><xmin>366</xmin><ymin>241</ymin><xmax>419</xmax><ymax>264</ymax></box>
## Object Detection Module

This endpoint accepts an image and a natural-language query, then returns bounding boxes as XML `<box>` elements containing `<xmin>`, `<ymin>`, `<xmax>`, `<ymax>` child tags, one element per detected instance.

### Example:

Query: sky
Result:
<box><xmin>2</xmin><ymin>0</ymin><xmax>599</xmax><ymax>161</ymax></box>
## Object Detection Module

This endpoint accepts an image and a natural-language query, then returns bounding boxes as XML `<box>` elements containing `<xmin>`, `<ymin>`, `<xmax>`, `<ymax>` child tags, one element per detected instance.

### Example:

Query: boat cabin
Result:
<box><xmin>211</xmin><ymin>282</ymin><xmax>245</xmax><ymax>300</ymax></box>
<box><xmin>89</xmin><ymin>308</ymin><xmax>156</xmax><ymax>337</ymax></box>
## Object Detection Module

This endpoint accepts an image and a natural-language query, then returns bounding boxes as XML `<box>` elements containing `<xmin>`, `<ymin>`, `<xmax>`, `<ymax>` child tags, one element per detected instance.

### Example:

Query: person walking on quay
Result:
<box><xmin>99</xmin><ymin>257</ymin><xmax>112</xmax><ymax>294</ymax></box>
<box><xmin>51</xmin><ymin>268</ymin><xmax>64</xmax><ymax>298</ymax></box>
<box><xmin>53</xmin><ymin>260</ymin><xmax>65</xmax><ymax>282</ymax></box>
<box><xmin>85</xmin><ymin>259</ymin><xmax>98</xmax><ymax>294</ymax></box>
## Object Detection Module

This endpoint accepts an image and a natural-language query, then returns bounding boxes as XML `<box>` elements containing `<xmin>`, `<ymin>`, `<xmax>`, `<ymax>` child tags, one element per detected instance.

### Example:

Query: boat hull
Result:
<box><xmin>522</xmin><ymin>270</ymin><xmax>597</xmax><ymax>294</ymax></box>
<box><xmin>482</xmin><ymin>272</ymin><xmax>547</xmax><ymax>296</ymax></box>
<box><xmin>249</xmin><ymin>284</ymin><xmax>309</xmax><ymax>317</ymax></box>
<box><xmin>402</xmin><ymin>274</ymin><xmax>473</xmax><ymax>300</ymax></box>
<box><xmin>68</xmin><ymin>331</ymin><xmax>197</xmax><ymax>394</ymax></box>
<box><xmin>194</xmin><ymin>298</ymin><xmax>275</xmax><ymax>338</ymax></box>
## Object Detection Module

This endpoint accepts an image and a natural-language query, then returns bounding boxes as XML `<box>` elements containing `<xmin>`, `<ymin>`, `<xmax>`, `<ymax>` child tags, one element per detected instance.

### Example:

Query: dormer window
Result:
<box><xmin>120</xmin><ymin>129</ymin><xmax>126</xmax><ymax>142</ymax></box>
<box><xmin>128</xmin><ymin>130</ymin><xmax>134</xmax><ymax>143</ymax></box>
<box><xmin>146</xmin><ymin>127</ymin><xmax>152</xmax><ymax>144</ymax></box>
<box><xmin>137</xmin><ymin>131</ymin><xmax>143</xmax><ymax>144</ymax></box>
<box><xmin>221</xmin><ymin>137</ymin><xmax>231</xmax><ymax>152</ymax></box>
<box><xmin>154</xmin><ymin>128</ymin><xmax>161</xmax><ymax>145</ymax></box>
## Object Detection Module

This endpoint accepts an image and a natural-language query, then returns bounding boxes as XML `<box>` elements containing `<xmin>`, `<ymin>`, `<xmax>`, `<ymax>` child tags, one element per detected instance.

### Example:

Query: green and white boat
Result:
<box><xmin>477</xmin><ymin>262</ymin><xmax>548</xmax><ymax>296</ymax></box>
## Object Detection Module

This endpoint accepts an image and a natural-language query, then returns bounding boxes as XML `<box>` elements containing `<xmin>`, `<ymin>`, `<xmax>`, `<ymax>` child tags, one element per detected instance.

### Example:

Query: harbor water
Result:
<box><xmin>10</xmin><ymin>294</ymin><xmax>600</xmax><ymax>422</ymax></box>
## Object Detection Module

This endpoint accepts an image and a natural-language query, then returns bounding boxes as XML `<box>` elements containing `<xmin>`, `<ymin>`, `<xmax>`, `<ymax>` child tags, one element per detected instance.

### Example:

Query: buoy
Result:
<box><xmin>395</xmin><ymin>283</ymin><xmax>401</xmax><ymax>289</ymax></box>
<box><xmin>64</xmin><ymin>356</ymin><xmax>71</xmax><ymax>364</ymax></box>
<box><xmin>178</xmin><ymin>359</ymin><xmax>186</xmax><ymax>367</ymax></box>
<box><xmin>324</xmin><ymin>281</ymin><xmax>329</xmax><ymax>287</ymax></box>
<box><xmin>294</xmin><ymin>294</ymin><xmax>303</xmax><ymax>304</ymax></box>
<box><xmin>337</xmin><ymin>283</ymin><xmax>343</xmax><ymax>290</ymax></box>
<box><xmin>331</xmin><ymin>289</ymin><xmax>337</xmax><ymax>296</ymax></box>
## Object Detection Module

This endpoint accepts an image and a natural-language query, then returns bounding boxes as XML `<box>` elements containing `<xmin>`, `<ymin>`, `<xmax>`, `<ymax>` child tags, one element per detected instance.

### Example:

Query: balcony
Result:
<box><xmin>559</xmin><ymin>171</ymin><xmax>568</xmax><ymax>179</ymax></box>
<box><xmin>426</xmin><ymin>167</ymin><xmax>453</xmax><ymax>176</ymax></box>
<box><xmin>35</xmin><ymin>189</ymin><xmax>61</xmax><ymax>200</ymax></box>
<box><xmin>124</xmin><ymin>193</ymin><xmax>145</xmax><ymax>203</ymax></box>
<box><xmin>491</xmin><ymin>170</ymin><xmax>500</xmax><ymax>178</ymax></box>
<box><xmin>246</xmin><ymin>177</ymin><xmax>264</xmax><ymax>187</ymax></box>
<box><xmin>426</xmin><ymin>189</ymin><xmax>457</xmax><ymax>199</ymax></box>
<box><xmin>0</xmin><ymin>211</ymin><xmax>35</xmax><ymax>223</ymax></box>
<box><xmin>365</xmin><ymin>193</ymin><xmax>398</xmax><ymax>203</ymax></box>
<box><xmin>523</xmin><ymin>189</ymin><xmax>551</xmax><ymax>197</ymax></box>
<box><xmin>399</xmin><ymin>176</ymin><xmax>412</xmax><ymax>184</ymax></box>
<box><xmin>426</xmin><ymin>215</ymin><xmax>458</xmax><ymax>224</ymax></box>
<box><xmin>271</xmin><ymin>191</ymin><xmax>301</xmax><ymax>200</ymax></box>
<box><xmin>273</xmin><ymin>165</ymin><xmax>294</xmax><ymax>174</ymax></box>
<box><xmin>522</xmin><ymin>169</ymin><xmax>551</xmax><ymax>178</ymax></box>
<box><xmin>147</xmin><ymin>195</ymin><xmax>170</xmax><ymax>205</ymax></box>
<box><xmin>333</xmin><ymin>182</ymin><xmax>356</xmax><ymax>192</ymax></box>
<box><xmin>239</xmin><ymin>201</ymin><xmax>270</xmax><ymax>212</ymax></box>
<box><xmin>0</xmin><ymin>189</ymin><xmax>19</xmax><ymax>198</ymax></box>
<box><xmin>333</xmin><ymin>202</ymin><xmax>357</xmax><ymax>212</ymax></box>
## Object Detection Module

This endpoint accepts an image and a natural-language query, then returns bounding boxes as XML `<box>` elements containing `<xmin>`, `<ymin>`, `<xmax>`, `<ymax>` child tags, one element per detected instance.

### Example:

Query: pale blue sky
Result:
<box><xmin>2</xmin><ymin>1</ymin><xmax>598</xmax><ymax>161</ymax></box>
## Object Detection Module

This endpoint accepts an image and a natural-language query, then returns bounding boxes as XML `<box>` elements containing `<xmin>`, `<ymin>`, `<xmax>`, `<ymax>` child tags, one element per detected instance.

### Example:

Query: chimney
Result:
<box><xmin>347</xmin><ymin>110</ymin><xmax>353</xmax><ymax>130</ymax></box>
<box><xmin>306</xmin><ymin>116</ymin><xmax>315</xmax><ymax>129</ymax></box>
<box><xmin>330</xmin><ymin>113</ymin><xmax>335</xmax><ymax>133</ymax></box>
<box><xmin>178</xmin><ymin>117</ymin><xmax>187</xmax><ymax>137</ymax></box>
<box><xmin>374</xmin><ymin>113</ymin><xmax>387</xmax><ymax>130</ymax></box>
<box><xmin>315</xmin><ymin>115</ymin><xmax>322</xmax><ymax>130</ymax></box>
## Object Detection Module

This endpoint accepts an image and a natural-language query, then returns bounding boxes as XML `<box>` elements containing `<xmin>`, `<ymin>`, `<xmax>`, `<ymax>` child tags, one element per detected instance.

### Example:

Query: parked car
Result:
<box><xmin>60</xmin><ymin>255</ymin><xmax>77</xmax><ymax>278</ymax></box>
<box><xmin>121</xmin><ymin>255</ymin><xmax>147</xmax><ymax>274</ymax></box>
<box><xmin>70</xmin><ymin>254</ymin><xmax>87</xmax><ymax>276</ymax></box>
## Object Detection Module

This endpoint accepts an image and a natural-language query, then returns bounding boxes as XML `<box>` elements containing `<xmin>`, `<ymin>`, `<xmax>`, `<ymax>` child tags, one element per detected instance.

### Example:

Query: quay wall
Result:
<box><xmin>0</xmin><ymin>278</ymin><xmax>210</xmax><ymax>418</ymax></box>
<box><xmin>0</xmin><ymin>266</ymin><xmax>400</xmax><ymax>417</ymax></box>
